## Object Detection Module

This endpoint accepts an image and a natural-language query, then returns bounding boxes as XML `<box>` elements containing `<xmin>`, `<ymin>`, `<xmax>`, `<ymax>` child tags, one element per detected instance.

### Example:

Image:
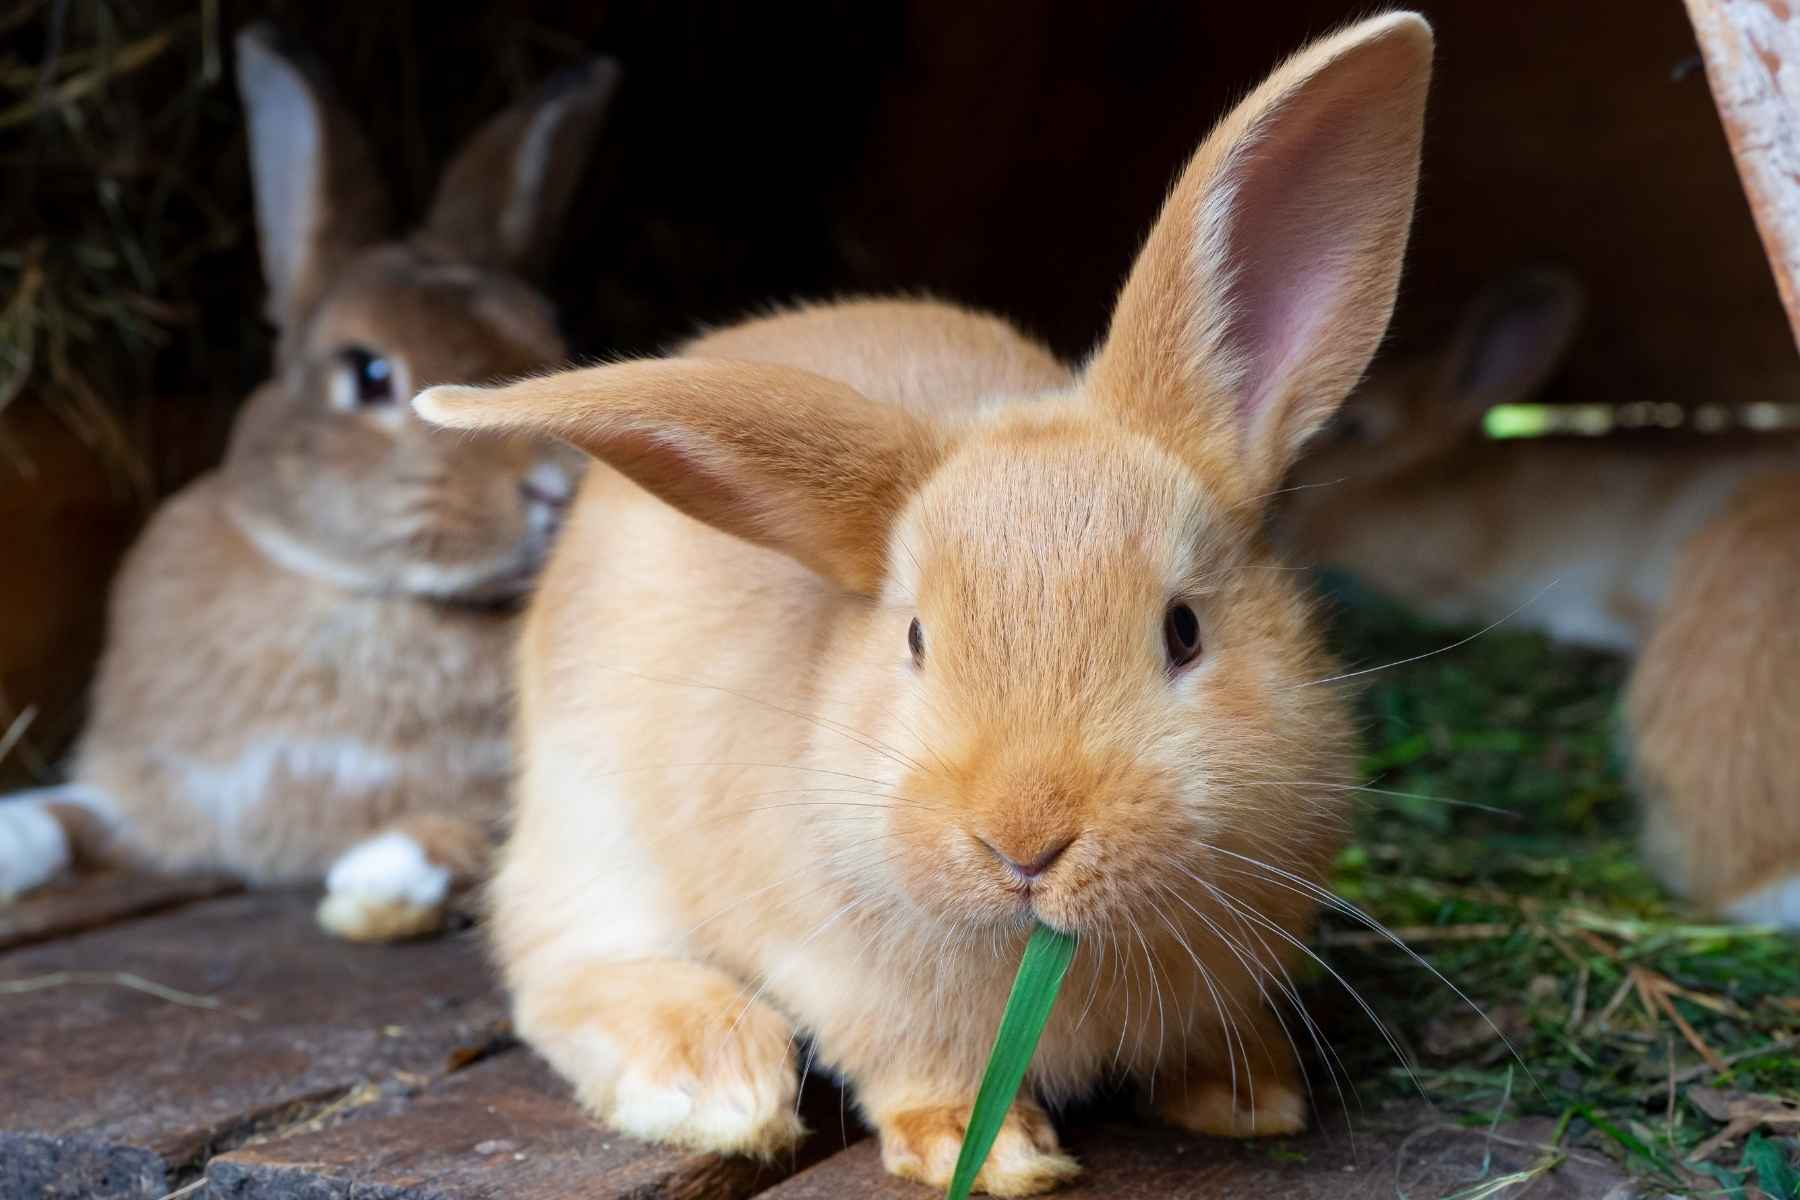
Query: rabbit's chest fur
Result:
<box><xmin>77</xmin><ymin>475</ymin><xmax>515</xmax><ymax>876</ymax></box>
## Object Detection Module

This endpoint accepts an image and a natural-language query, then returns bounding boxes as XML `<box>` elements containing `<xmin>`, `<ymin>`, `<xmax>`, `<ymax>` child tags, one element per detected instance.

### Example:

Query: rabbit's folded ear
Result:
<box><xmin>1088</xmin><ymin>13</ymin><xmax>1433</xmax><ymax>503</ymax></box>
<box><xmin>1437</xmin><ymin>268</ymin><xmax>1586</xmax><ymax>420</ymax></box>
<box><xmin>235</xmin><ymin>24</ymin><xmax>390</xmax><ymax>327</ymax></box>
<box><xmin>416</xmin><ymin>360</ymin><xmax>942</xmax><ymax>595</ymax></box>
<box><xmin>421</xmin><ymin>59</ymin><xmax>622</xmax><ymax>279</ymax></box>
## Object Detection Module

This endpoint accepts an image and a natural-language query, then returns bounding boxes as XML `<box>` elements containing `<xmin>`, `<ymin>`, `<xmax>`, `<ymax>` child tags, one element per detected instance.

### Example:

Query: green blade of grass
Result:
<box><xmin>1573</xmin><ymin>1105</ymin><xmax>1681</xmax><ymax>1181</ymax></box>
<box><xmin>1742</xmin><ymin>1132</ymin><xmax>1800</xmax><ymax>1200</ymax></box>
<box><xmin>947</xmin><ymin>923</ymin><xmax>1078</xmax><ymax>1200</ymax></box>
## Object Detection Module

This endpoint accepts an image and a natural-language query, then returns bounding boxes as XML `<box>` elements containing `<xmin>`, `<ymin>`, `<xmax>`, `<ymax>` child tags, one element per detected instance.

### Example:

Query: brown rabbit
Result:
<box><xmin>1277</xmin><ymin>272</ymin><xmax>1800</xmax><ymax>924</ymax></box>
<box><xmin>416</xmin><ymin>14</ymin><xmax>1432</xmax><ymax>1194</ymax></box>
<box><xmin>0</xmin><ymin>26</ymin><xmax>616</xmax><ymax>942</ymax></box>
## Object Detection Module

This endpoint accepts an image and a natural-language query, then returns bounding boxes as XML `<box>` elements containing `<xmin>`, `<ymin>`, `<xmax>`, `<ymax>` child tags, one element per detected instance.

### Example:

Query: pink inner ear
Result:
<box><xmin>1456</xmin><ymin>289</ymin><xmax>1578</xmax><ymax>403</ymax></box>
<box><xmin>1217</xmin><ymin>104</ymin><xmax>1365</xmax><ymax>429</ymax></box>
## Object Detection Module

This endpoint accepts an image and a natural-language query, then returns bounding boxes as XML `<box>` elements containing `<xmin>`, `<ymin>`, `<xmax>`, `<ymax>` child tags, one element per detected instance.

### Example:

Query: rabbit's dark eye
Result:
<box><xmin>908</xmin><ymin>618</ymin><xmax>925</xmax><ymax>666</ymax></box>
<box><xmin>1164</xmin><ymin>602</ymin><xmax>1202</xmax><ymax>671</ymax></box>
<box><xmin>331</xmin><ymin>346</ymin><xmax>397</xmax><ymax>409</ymax></box>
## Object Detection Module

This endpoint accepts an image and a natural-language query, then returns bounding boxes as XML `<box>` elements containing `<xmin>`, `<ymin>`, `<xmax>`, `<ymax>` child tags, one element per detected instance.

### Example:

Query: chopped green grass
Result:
<box><xmin>1313</xmin><ymin>573</ymin><xmax>1800</xmax><ymax>1195</ymax></box>
<box><xmin>949</xmin><ymin>924</ymin><xmax>1078</xmax><ymax>1200</ymax></box>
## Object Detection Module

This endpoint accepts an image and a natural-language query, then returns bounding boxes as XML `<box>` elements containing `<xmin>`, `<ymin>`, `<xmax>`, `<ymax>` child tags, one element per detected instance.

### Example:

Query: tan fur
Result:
<box><xmin>1279</xmin><ymin>276</ymin><xmax>1800</xmax><ymax>916</ymax></box>
<box><xmin>15</xmin><ymin>30</ymin><xmax>617</xmax><ymax>940</ymax></box>
<box><xmin>424</xmin><ymin>15</ymin><xmax>1432</xmax><ymax>1193</ymax></box>
<box><xmin>882</xmin><ymin>1101</ymin><xmax>1079</xmax><ymax>1197</ymax></box>
<box><xmin>1629</xmin><ymin>473</ymin><xmax>1800</xmax><ymax>911</ymax></box>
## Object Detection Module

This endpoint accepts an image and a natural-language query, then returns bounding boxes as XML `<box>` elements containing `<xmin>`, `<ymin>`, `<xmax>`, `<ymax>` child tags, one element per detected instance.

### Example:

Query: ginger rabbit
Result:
<box><xmin>419</xmin><ymin>14</ymin><xmax>1434</xmax><ymax>1193</ymax></box>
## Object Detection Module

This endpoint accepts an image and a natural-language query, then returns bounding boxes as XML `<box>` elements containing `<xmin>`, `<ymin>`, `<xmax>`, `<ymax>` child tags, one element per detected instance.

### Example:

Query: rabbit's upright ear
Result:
<box><xmin>235</xmin><ymin>24</ymin><xmax>389</xmax><ymax>327</ymax></box>
<box><xmin>415</xmin><ymin>360</ymin><xmax>942</xmax><ymax>595</ymax></box>
<box><xmin>1089</xmin><ymin>13</ymin><xmax>1433</xmax><ymax>502</ymax></box>
<box><xmin>422</xmin><ymin>59</ymin><xmax>621</xmax><ymax>279</ymax></box>
<box><xmin>1436</xmin><ymin>269</ymin><xmax>1585</xmax><ymax>423</ymax></box>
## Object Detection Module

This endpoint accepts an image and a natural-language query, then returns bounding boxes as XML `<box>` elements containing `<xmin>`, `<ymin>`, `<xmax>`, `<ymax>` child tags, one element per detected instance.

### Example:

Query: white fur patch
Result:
<box><xmin>0</xmin><ymin>800</ymin><xmax>70</xmax><ymax>899</ymax></box>
<box><xmin>1726</xmin><ymin>874</ymin><xmax>1800</xmax><ymax>929</ymax></box>
<box><xmin>607</xmin><ymin>1053</ymin><xmax>799</xmax><ymax>1154</ymax></box>
<box><xmin>325</xmin><ymin>831</ymin><xmax>451</xmax><ymax>909</ymax></box>
<box><xmin>317</xmin><ymin>831</ymin><xmax>453</xmax><ymax>942</ymax></box>
<box><xmin>611</xmin><ymin>1070</ymin><xmax>699</xmax><ymax>1138</ymax></box>
<box><xmin>172</xmin><ymin>736</ymin><xmax>507</xmax><ymax>855</ymax></box>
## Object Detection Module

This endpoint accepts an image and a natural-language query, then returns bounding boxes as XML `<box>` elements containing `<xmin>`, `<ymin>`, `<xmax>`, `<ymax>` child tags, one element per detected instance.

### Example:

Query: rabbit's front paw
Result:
<box><xmin>0</xmin><ymin>800</ymin><xmax>70</xmax><ymax>900</ymax></box>
<box><xmin>1154</xmin><ymin>1011</ymin><xmax>1307</xmax><ymax>1138</ymax></box>
<box><xmin>317</xmin><ymin>831</ymin><xmax>450</xmax><ymax>942</ymax></box>
<box><xmin>1156</xmin><ymin>1076</ymin><xmax>1307</xmax><ymax>1138</ymax></box>
<box><xmin>604</xmin><ymin>991</ymin><xmax>804</xmax><ymax>1157</ymax></box>
<box><xmin>520</xmin><ymin>959</ymin><xmax>805</xmax><ymax>1158</ymax></box>
<box><xmin>876</xmin><ymin>1099</ymin><xmax>1079</xmax><ymax>1196</ymax></box>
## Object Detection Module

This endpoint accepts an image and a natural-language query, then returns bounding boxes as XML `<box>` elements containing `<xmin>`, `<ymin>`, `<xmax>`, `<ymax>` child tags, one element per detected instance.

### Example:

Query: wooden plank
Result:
<box><xmin>759</xmin><ymin>1114</ymin><xmax>1631</xmax><ymax>1199</ymax></box>
<box><xmin>206</xmin><ymin>1051</ymin><xmax>788</xmax><ymax>1200</ymax></box>
<box><xmin>0</xmin><ymin>891</ymin><xmax>510</xmax><ymax>1199</ymax></box>
<box><xmin>1687</xmin><ymin>0</ymin><xmax>1800</xmax><ymax>352</ymax></box>
<box><xmin>0</xmin><ymin>869</ymin><xmax>240</xmax><ymax>952</ymax></box>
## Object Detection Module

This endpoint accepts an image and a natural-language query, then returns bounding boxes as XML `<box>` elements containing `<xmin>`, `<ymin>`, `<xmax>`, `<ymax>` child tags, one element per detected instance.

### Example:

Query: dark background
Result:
<box><xmin>14</xmin><ymin>1</ymin><xmax>1793</xmax><ymax>424</ymax></box>
<box><xmin>2</xmin><ymin>0</ymin><xmax>1793</xmax><ymax>777</ymax></box>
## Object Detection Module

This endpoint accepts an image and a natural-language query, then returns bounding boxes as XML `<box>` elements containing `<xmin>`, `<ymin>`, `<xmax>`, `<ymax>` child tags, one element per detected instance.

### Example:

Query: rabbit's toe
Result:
<box><xmin>317</xmin><ymin>831</ymin><xmax>450</xmax><ymax>942</ymax></box>
<box><xmin>1158</xmin><ymin>1078</ymin><xmax>1308</xmax><ymax>1138</ymax></box>
<box><xmin>878</xmin><ymin>1100</ymin><xmax>1079</xmax><ymax>1196</ymax></box>
<box><xmin>603</xmin><ymin>995</ymin><xmax>805</xmax><ymax>1157</ymax></box>
<box><xmin>0</xmin><ymin>799</ymin><xmax>70</xmax><ymax>901</ymax></box>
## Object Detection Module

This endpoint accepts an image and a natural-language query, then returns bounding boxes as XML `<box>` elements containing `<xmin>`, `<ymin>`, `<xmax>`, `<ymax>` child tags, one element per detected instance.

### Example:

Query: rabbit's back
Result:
<box><xmin>683</xmin><ymin>299</ymin><xmax>1073</xmax><ymax>417</ymax></box>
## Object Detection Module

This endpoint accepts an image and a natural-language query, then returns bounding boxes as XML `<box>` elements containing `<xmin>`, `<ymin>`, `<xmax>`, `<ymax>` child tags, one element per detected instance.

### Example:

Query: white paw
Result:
<box><xmin>610</xmin><ymin>1058</ymin><xmax>804</xmax><ymax>1156</ymax></box>
<box><xmin>558</xmin><ymin>989</ymin><xmax>805</xmax><ymax>1158</ymax></box>
<box><xmin>0</xmin><ymin>800</ymin><xmax>70</xmax><ymax>901</ymax></box>
<box><xmin>317</xmin><ymin>832</ymin><xmax>450</xmax><ymax>942</ymax></box>
<box><xmin>1726</xmin><ymin>873</ymin><xmax>1800</xmax><ymax>929</ymax></box>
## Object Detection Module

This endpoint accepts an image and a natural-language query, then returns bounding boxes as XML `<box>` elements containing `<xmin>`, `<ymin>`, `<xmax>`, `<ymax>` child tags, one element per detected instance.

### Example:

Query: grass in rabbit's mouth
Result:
<box><xmin>948</xmin><ymin>923</ymin><xmax>1077</xmax><ymax>1200</ymax></box>
<box><xmin>1314</xmin><ymin>573</ymin><xmax>1800</xmax><ymax>1197</ymax></box>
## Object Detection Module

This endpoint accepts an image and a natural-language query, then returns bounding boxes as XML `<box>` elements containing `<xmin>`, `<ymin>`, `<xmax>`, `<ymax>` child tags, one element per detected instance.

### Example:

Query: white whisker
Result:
<box><xmin>1295</xmin><ymin>580</ymin><xmax>1560</xmax><ymax>688</ymax></box>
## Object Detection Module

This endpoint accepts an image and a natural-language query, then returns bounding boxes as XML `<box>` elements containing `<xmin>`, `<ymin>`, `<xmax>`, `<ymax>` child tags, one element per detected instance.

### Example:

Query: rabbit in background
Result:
<box><xmin>0</xmin><ymin>26</ymin><xmax>616</xmax><ymax>942</ymax></box>
<box><xmin>1276</xmin><ymin>270</ymin><xmax>1800</xmax><ymax>928</ymax></box>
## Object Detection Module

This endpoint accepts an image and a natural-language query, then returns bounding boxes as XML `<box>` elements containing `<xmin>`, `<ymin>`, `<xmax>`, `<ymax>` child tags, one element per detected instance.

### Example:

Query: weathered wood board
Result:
<box><xmin>1687</xmin><ymin>0</ymin><xmax>1800</xmax><ymax>352</ymax></box>
<box><xmin>0</xmin><ymin>879</ymin><xmax>1636</xmax><ymax>1199</ymax></box>
<box><xmin>205</xmin><ymin>1051</ymin><xmax>787</xmax><ymax>1200</ymax></box>
<box><xmin>0</xmin><ymin>891</ymin><xmax>508</xmax><ymax>1199</ymax></box>
<box><xmin>759</xmin><ymin>1115</ymin><xmax>1632</xmax><ymax>1199</ymax></box>
<box><xmin>0</xmin><ymin>869</ymin><xmax>238</xmax><ymax>953</ymax></box>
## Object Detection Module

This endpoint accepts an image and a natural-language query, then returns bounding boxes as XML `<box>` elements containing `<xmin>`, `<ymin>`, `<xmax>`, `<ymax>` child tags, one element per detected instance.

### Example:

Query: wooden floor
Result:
<box><xmin>0</xmin><ymin>875</ymin><xmax>1632</xmax><ymax>1199</ymax></box>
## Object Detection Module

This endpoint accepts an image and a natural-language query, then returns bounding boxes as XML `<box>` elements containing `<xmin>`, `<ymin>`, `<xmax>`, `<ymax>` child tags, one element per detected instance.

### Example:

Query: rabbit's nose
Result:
<box><xmin>979</xmin><ymin>834</ymin><xmax>1075</xmax><ymax>882</ymax></box>
<box><xmin>520</xmin><ymin>462</ymin><xmax>574</xmax><ymax>510</ymax></box>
